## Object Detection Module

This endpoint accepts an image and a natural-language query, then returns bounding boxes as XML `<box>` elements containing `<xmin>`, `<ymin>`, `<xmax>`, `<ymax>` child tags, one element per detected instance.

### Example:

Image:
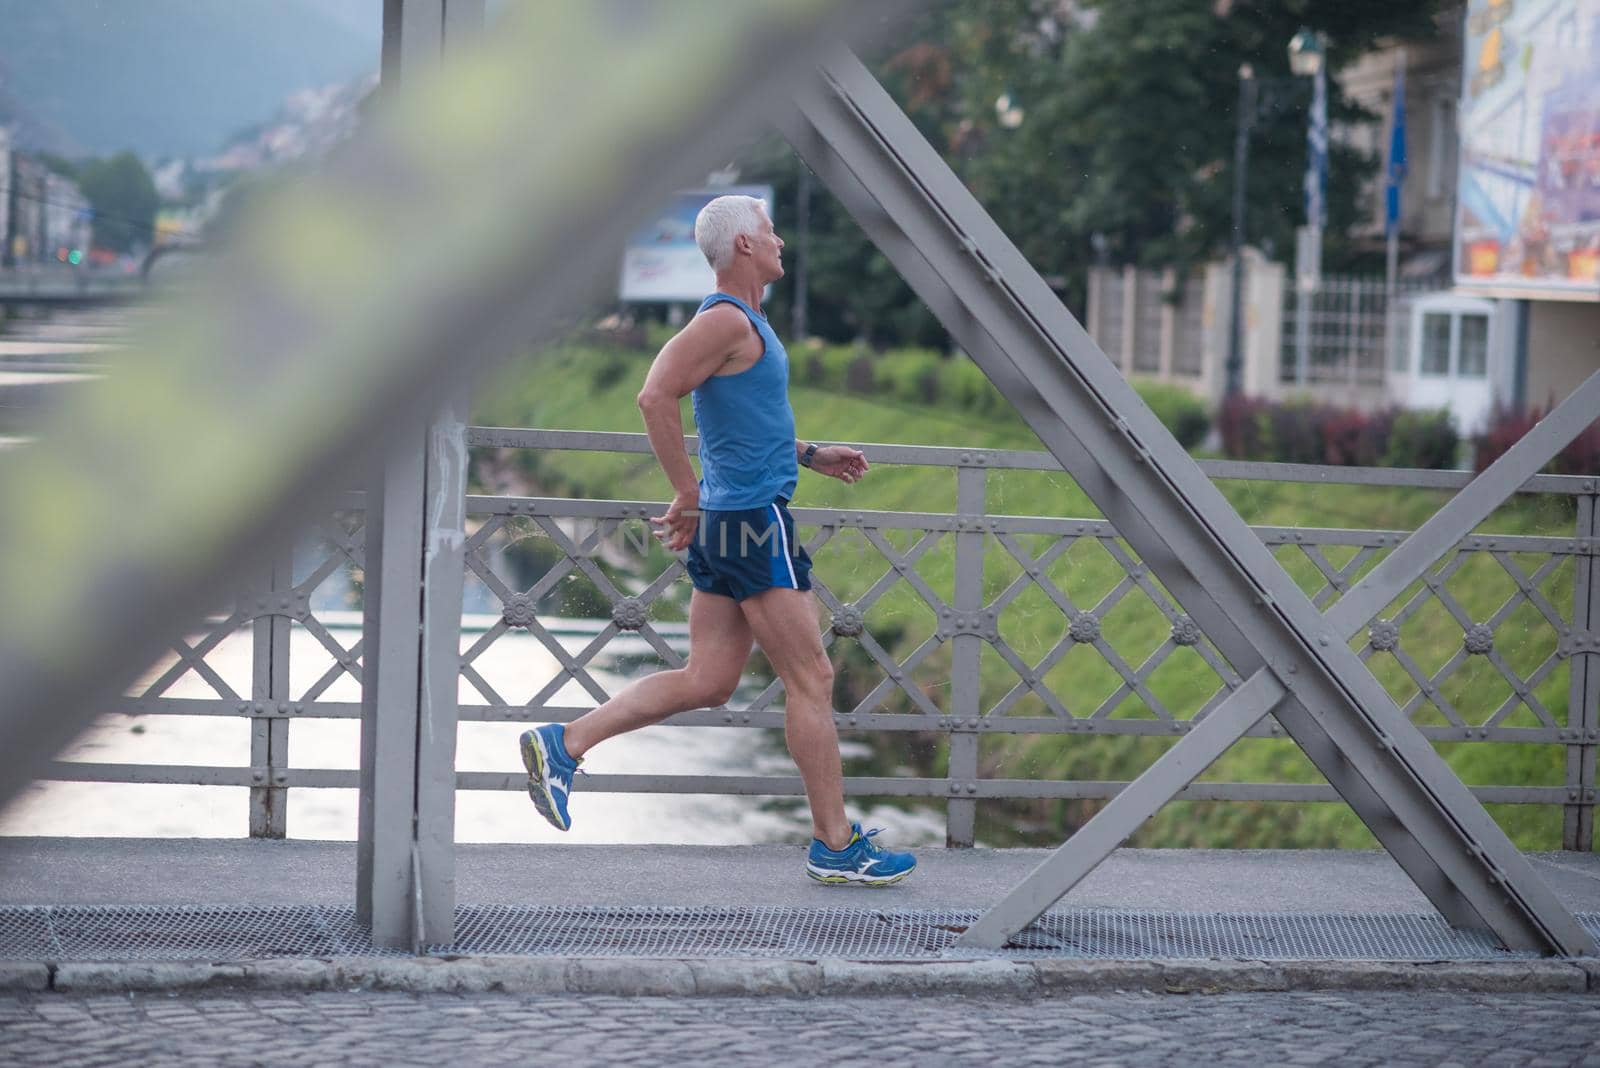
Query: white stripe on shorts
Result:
<box><xmin>770</xmin><ymin>504</ymin><xmax>798</xmax><ymax>587</ymax></box>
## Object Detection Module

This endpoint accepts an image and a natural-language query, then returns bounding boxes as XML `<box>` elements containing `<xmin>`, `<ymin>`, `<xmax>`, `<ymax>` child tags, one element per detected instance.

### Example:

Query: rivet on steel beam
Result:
<box><xmin>237</xmin><ymin>703</ymin><xmax>248</xmax><ymax>713</ymax></box>
<box><xmin>966</xmin><ymin>784</ymin><xmax>979</xmax><ymax>794</ymax></box>
<box><xmin>967</xmin><ymin>718</ymin><xmax>979</xmax><ymax>729</ymax></box>
<box><xmin>273</xmin><ymin>772</ymin><xmax>288</xmax><ymax>785</ymax></box>
<box><xmin>251</xmin><ymin>771</ymin><xmax>265</xmax><ymax>784</ymax></box>
<box><xmin>949</xmin><ymin>783</ymin><xmax>961</xmax><ymax>794</ymax></box>
<box><xmin>1318</xmin><ymin>636</ymin><xmax>1329</xmax><ymax>646</ymax></box>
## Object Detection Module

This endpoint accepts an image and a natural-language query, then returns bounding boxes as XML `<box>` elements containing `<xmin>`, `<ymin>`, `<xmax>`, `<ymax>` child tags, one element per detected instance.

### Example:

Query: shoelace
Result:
<box><xmin>858</xmin><ymin>827</ymin><xmax>887</xmax><ymax>855</ymax></box>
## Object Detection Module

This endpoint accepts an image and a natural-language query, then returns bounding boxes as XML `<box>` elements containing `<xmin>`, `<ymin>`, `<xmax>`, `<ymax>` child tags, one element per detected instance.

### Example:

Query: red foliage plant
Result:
<box><xmin>1475</xmin><ymin>405</ymin><xmax>1600</xmax><ymax>476</ymax></box>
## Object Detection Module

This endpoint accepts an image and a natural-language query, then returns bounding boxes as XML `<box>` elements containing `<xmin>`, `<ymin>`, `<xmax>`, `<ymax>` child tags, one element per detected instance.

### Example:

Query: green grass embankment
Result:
<box><xmin>473</xmin><ymin>341</ymin><xmax>1587</xmax><ymax>850</ymax></box>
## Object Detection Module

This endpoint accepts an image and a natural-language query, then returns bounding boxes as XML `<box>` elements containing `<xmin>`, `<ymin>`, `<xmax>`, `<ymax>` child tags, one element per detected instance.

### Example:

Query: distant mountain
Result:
<box><xmin>0</xmin><ymin>55</ymin><xmax>81</xmax><ymax>156</ymax></box>
<box><xmin>0</xmin><ymin>0</ymin><xmax>380</xmax><ymax>160</ymax></box>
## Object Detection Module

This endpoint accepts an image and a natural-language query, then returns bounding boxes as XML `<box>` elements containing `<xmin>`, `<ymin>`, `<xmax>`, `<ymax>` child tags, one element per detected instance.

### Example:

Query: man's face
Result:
<box><xmin>746</xmin><ymin>211</ymin><xmax>785</xmax><ymax>283</ymax></box>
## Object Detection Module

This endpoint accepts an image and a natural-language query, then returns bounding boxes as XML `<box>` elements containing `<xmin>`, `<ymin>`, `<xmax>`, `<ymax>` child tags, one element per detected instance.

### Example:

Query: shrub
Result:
<box><xmin>1384</xmin><ymin>409</ymin><xmax>1458</xmax><ymax>470</ymax></box>
<box><xmin>880</xmin><ymin>348</ymin><xmax>945</xmax><ymax>407</ymax></box>
<box><xmin>1475</xmin><ymin>405</ymin><xmax>1600</xmax><ymax>475</ymax></box>
<box><xmin>845</xmin><ymin>353</ymin><xmax>876</xmax><ymax>394</ymax></box>
<box><xmin>941</xmin><ymin>355</ymin><xmax>1004</xmax><ymax>415</ymax></box>
<box><xmin>592</xmin><ymin>350</ymin><xmax>634</xmax><ymax>391</ymax></box>
<box><xmin>1132</xmin><ymin>380</ymin><xmax>1211</xmax><ymax>450</ymax></box>
<box><xmin>803</xmin><ymin>343</ymin><xmax>856</xmax><ymax>392</ymax></box>
<box><xmin>1318</xmin><ymin>407</ymin><xmax>1394</xmax><ymax>468</ymax></box>
<box><xmin>1220</xmin><ymin>395</ymin><xmax>1458</xmax><ymax>470</ymax></box>
<box><xmin>1218</xmin><ymin>395</ymin><xmax>1272</xmax><ymax>460</ymax></box>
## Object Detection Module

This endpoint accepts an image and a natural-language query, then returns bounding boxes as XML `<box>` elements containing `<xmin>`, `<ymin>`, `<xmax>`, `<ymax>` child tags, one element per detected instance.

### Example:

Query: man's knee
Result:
<box><xmin>686</xmin><ymin>668</ymin><xmax>740</xmax><ymax>708</ymax></box>
<box><xmin>783</xmin><ymin>650</ymin><xmax>834</xmax><ymax>705</ymax></box>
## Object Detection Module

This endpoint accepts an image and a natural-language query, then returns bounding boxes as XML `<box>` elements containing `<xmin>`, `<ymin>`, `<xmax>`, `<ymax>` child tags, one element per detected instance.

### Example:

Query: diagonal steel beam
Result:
<box><xmin>956</xmin><ymin>372</ymin><xmax>1600</xmax><ymax>949</ymax></box>
<box><xmin>781</xmin><ymin>102</ymin><xmax>1485</xmax><ymax>934</ymax></box>
<box><xmin>0</xmin><ymin>1</ymin><xmax>897</xmax><ymax>814</ymax></box>
<box><xmin>784</xmin><ymin>48</ymin><xmax>1594</xmax><ymax>956</ymax></box>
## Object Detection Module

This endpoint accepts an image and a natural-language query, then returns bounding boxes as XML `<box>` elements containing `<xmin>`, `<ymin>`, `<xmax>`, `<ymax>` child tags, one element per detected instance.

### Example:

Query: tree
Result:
<box><xmin>730</xmin><ymin>0</ymin><xmax>1444</xmax><ymax>346</ymax></box>
<box><xmin>75</xmin><ymin>151</ymin><xmax>159</xmax><ymax>253</ymax></box>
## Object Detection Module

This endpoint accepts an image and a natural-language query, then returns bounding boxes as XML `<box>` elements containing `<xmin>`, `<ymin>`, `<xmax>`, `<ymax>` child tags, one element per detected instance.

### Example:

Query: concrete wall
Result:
<box><xmin>1525</xmin><ymin>300</ymin><xmax>1600</xmax><ymax>408</ymax></box>
<box><xmin>1085</xmin><ymin>253</ymin><xmax>1283</xmax><ymax>410</ymax></box>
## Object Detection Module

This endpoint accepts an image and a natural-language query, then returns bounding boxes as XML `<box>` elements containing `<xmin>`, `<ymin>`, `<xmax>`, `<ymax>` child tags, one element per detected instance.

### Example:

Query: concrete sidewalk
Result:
<box><xmin>3</xmin><ymin>840</ymin><xmax>1598</xmax><ymax>996</ymax></box>
<box><xmin>2</xmin><ymin>838</ymin><xmax>1599</xmax><ymax>913</ymax></box>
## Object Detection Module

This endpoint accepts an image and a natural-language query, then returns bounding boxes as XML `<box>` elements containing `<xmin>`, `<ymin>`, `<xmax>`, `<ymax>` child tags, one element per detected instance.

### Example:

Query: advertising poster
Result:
<box><xmin>619</xmin><ymin>185</ymin><xmax>773</xmax><ymax>303</ymax></box>
<box><xmin>1455</xmin><ymin>0</ymin><xmax>1600</xmax><ymax>299</ymax></box>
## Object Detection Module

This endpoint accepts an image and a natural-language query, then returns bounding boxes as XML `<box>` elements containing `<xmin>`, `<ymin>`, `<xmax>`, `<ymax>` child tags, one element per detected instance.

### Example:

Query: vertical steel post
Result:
<box><xmin>248</xmin><ymin>546</ymin><xmax>290</xmax><ymax>838</ymax></box>
<box><xmin>417</xmin><ymin>390</ymin><xmax>468</xmax><ymax>933</ymax></box>
<box><xmin>1564</xmin><ymin>492</ymin><xmax>1599</xmax><ymax>851</ymax></box>
<box><xmin>358</xmin><ymin>0</ymin><xmax>480</xmax><ymax>950</ymax></box>
<box><xmin>357</xmin><ymin>431</ymin><xmax>426</xmax><ymax>940</ymax></box>
<box><xmin>946</xmin><ymin>464</ymin><xmax>986</xmax><ymax>847</ymax></box>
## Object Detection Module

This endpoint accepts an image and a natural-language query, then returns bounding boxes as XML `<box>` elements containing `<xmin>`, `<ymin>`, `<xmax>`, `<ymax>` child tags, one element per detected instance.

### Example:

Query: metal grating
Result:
<box><xmin>5</xmin><ymin>906</ymin><xmax>1596</xmax><ymax>963</ymax></box>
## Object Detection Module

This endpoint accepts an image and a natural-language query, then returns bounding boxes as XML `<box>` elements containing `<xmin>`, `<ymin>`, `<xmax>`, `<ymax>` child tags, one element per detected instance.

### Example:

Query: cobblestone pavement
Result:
<box><xmin>2</xmin><ymin>990</ymin><xmax>1600</xmax><ymax>1067</ymax></box>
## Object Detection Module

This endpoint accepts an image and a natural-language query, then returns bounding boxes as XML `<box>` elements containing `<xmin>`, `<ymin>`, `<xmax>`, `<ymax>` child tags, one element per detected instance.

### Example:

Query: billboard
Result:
<box><xmin>1455</xmin><ymin>0</ymin><xmax>1600</xmax><ymax>300</ymax></box>
<box><xmin>618</xmin><ymin>185</ymin><xmax>773</xmax><ymax>303</ymax></box>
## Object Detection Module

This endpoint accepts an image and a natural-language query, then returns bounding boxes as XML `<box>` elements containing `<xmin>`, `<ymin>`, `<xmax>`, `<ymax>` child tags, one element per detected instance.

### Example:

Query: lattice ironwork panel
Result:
<box><xmin>458</xmin><ymin>506</ymin><xmax>689</xmax><ymax>711</ymax></box>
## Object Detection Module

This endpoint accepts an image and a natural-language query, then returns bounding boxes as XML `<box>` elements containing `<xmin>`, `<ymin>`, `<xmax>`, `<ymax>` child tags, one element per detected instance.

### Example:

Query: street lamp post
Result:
<box><xmin>1226</xmin><ymin>64</ymin><xmax>1257</xmax><ymax>399</ymax></box>
<box><xmin>1289</xmin><ymin>27</ymin><xmax>1327</xmax><ymax>390</ymax></box>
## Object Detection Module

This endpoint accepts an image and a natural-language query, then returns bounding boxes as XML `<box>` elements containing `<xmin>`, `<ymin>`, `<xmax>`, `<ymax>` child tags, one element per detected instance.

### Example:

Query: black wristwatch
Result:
<box><xmin>800</xmin><ymin>442</ymin><xmax>819</xmax><ymax>468</ymax></box>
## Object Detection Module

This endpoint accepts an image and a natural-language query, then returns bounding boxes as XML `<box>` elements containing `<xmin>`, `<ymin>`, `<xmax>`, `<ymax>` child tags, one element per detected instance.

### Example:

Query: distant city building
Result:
<box><xmin>1</xmin><ymin>124</ymin><xmax>93</xmax><ymax>267</ymax></box>
<box><xmin>1087</xmin><ymin>1</ymin><xmax>1599</xmax><ymax>432</ymax></box>
<box><xmin>1343</xmin><ymin>0</ymin><xmax>1599</xmax><ymax>422</ymax></box>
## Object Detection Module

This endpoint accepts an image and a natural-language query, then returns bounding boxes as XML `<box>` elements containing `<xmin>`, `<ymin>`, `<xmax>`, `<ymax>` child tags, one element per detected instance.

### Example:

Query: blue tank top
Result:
<box><xmin>690</xmin><ymin>292</ymin><xmax>798</xmax><ymax>510</ymax></box>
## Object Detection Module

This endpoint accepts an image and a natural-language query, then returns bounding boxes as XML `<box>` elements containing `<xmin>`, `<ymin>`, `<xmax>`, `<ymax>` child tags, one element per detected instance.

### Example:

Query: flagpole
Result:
<box><xmin>1385</xmin><ymin>49</ymin><xmax>1407</xmax><ymax>384</ymax></box>
<box><xmin>1290</xmin><ymin>29</ymin><xmax>1328</xmax><ymax>390</ymax></box>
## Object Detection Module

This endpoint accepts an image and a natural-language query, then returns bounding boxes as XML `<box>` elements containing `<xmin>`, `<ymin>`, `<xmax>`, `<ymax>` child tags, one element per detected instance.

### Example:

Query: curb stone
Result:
<box><xmin>0</xmin><ymin>961</ymin><xmax>50</xmax><ymax>991</ymax></box>
<box><xmin>12</xmin><ymin>957</ymin><xmax>1597</xmax><ymax>996</ymax></box>
<box><xmin>819</xmin><ymin>959</ymin><xmax>1036</xmax><ymax>996</ymax></box>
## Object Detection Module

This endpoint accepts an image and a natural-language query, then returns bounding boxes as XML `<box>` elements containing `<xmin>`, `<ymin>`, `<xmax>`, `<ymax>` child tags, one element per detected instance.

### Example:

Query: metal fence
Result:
<box><xmin>1279</xmin><ymin>273</ymin><xmax>1439</xmax><ymax>389</ymax></box>
<box><xmin>43</xmin><ymin>428</ymin><xmax>1600</xmax><ymax>850</ymax></box>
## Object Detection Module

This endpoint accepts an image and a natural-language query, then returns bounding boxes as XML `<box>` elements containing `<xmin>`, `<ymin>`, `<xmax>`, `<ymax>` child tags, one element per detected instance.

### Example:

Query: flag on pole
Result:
<box><xmin>1385</xmin><ymin>56</ymin><xmax>1407</xmax><ymax>239</ymax></box>
<box><xmin>1305</xmin><ymin>67</ymin><xmax>1328</xmax><ymax>230</ymax></box>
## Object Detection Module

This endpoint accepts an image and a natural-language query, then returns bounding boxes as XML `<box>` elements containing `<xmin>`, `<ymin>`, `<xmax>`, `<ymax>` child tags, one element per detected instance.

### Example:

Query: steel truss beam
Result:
<box><xmin>783</xmin><ymin>48</ymin><xmax>1596</xmax><ymax>956</ymax></box>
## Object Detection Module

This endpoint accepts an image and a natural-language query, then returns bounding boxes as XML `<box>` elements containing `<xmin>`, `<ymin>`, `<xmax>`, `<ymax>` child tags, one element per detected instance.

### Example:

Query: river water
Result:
<box><xmin>0</xmin><ymin>626</ymin><xmax>946</xmax><ymax>847</ymax></box>
<box><xmin>0</xmin><ymin>307</ymin><xmax>944</xmax><ymax>847</ymax></box>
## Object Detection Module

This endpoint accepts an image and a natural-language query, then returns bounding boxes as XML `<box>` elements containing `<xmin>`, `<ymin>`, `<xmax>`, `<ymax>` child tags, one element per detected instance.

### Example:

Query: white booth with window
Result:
<box><xmin>1390</xmin><ymin>292</ymin><xmax>1507</xmax><ymax>437</ymax></box>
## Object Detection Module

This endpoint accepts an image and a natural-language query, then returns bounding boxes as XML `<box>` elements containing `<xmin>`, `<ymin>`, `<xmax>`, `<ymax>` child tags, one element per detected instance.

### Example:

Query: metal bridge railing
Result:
<box><xmin>44</xmin><ymin>427</ymin><xmax>1600</xmax><ymax>850</ymax></box>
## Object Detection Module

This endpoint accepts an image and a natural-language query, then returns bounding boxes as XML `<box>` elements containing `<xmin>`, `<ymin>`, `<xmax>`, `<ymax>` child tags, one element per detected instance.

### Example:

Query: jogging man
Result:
<box><xmin>520</xmin><ymin>193</ymin><xmax>915</xmax><ymax>886</ymax></box>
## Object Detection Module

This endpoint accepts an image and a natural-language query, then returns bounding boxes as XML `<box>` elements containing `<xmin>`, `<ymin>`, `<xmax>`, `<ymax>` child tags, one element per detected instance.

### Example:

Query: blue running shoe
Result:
<box><xmin>806</xmin><ymin>823</ymin><xmax>916</xmax><ymax>886</ymax></box>
<box><xmin>519</xmin><ymin>724</ymin><xmax>581</xmax><ymax>831</ymax></box>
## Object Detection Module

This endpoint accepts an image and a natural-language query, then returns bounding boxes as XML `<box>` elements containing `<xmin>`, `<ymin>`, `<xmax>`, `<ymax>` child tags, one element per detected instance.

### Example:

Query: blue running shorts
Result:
<box><xmin>685</xmin><ymin>498</ymin><xmax>813</xmax><ymax>602</ymax></box>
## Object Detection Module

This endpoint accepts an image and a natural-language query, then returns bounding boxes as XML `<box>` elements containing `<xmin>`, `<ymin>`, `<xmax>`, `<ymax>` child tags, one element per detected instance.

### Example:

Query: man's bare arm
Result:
<box><xmin>638</xmin><ymin>306</ymin><xmax>748</xmax><ymax>548</ymax></box>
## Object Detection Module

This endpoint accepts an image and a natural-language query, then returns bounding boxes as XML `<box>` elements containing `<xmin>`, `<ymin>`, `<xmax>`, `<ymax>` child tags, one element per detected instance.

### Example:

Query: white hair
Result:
<box><xmin>694</xmin><ymin>194</ymin><xmax>769</xmax><ymax>272</ymax></box>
